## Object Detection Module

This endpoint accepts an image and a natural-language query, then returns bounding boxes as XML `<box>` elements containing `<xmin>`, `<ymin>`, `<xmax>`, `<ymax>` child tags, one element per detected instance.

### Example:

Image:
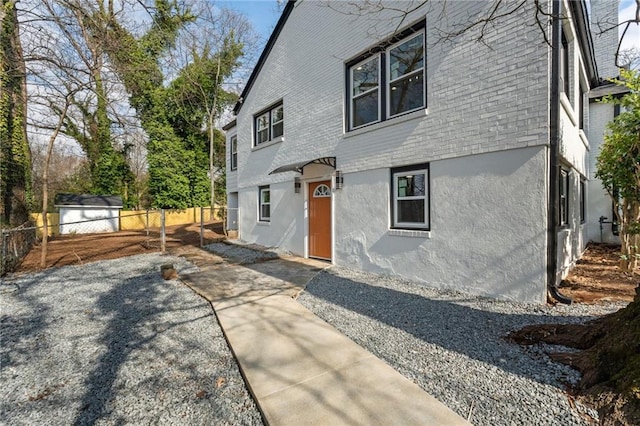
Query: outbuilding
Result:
<box><xmin>54</xmin><ymin>194</ymin><xmax>123</xmax><ymax>235</ymax></box>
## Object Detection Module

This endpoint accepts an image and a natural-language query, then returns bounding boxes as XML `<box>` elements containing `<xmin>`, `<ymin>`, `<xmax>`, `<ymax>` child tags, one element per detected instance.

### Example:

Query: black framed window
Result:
<box><xmin>579</xmin><ymin>178</ymin><xmax>586</xmax><ymax>224</ymax></box>
<box><xmin>560</xmin><ymin>31</ymin><xmax>570</xmax><ymax>98</ymax></box>
<box><xmin>347</xmin><ymin>21</ymin><xmax>425</xmax><ymax>131</ymax></box>
<box><xmin>391</xmin><ymin>163</ymin><xmax>430</xmax><ymax>230</ymax></box>
<box><xmin>559</xmin><ymin>168</ymin><xmax>569</xmax><ymax>227</ymax></box>
<box><xmin>254</xmin><ymin>102</ymin><xmax>283</xmax><ymax>146</ymax></box>
<box><xmin>259</xmin><ymin>186</ymin><xmax>270</xmax><ymax>222</ymax></box>
<box><xmin>230</xmin><ymin>136</ymin><xmax>237</xmax><ymax>171</ymax></box>
<box><xmin>579</xmin><ymin>83</ymin><xmax>584</xmax><ymax>129</ymax></box>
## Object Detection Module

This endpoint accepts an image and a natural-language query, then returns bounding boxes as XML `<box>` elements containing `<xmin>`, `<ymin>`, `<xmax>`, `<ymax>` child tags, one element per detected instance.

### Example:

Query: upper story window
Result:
<box><xmin>347</xmin><ymin>22</ymin><xmax>425</xmax><ymax>131</ymax></box>
<box><xmin>255</xmin><ymin>102</ymin><xmax>283</xmax><ymax>146</ymax></box>
<box><xmin>560</xmin><ymin>31</ymin><xmax>570</xmax><ymax>99</ymax></box>
<box><xmin>230</xmin><ymin>135</ymin><xmax>237</xmax><ymax>171</ymax></box>
<box><xmin>391</xmin><ymin>163</ymin><xmax>430</xmax><ymax>230</ymax></box>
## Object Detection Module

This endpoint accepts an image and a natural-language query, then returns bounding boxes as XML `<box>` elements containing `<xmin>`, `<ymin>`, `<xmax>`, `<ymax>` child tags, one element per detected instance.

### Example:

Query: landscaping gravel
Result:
<box><xmin>0</xmin><ymin>253</ymin><xmax>262</xmax><ymax>426</ymax></box>
<box><xmin>2</xmin><ymin>244</ymin><xmax>629</xmax><ymax>426</ymax></box>
<box><xmin>297</xmin><ymin>266</ymin><xmax>627</xmax><ymax>426</ymax></box>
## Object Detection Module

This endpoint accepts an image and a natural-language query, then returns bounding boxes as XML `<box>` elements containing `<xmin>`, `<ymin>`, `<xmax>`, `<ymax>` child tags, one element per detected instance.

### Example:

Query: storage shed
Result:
<box><xmin>54</xmin><ymin>194</ymin><xmax>123</xmax><ymax>235</ymax></box>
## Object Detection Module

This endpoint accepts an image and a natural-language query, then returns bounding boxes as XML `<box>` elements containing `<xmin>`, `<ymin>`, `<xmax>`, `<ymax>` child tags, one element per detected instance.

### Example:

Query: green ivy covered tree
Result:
<box><xmin>95</xmin><ymin>0</ymin><xmax>243</xmax><ymax>208</ymax></box>
<box><xmin>0</xmin><ymin>0</ymin><xmax>31</xmax><ymax>226</ymax></box>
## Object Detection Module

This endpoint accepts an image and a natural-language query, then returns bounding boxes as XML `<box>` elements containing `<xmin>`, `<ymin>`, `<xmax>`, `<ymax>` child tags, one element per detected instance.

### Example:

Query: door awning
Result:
<box><xmin>269</xmin><ymin>157</ymin><xmax>336</xmax><ymax>175</ymax></box>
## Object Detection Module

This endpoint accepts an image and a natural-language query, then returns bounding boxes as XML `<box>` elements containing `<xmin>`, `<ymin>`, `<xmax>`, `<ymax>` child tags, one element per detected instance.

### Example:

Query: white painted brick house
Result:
<box><xmin>225</xmin><ymin>0</ymin><xmax>615</xmax><ymax>303</ymax></box>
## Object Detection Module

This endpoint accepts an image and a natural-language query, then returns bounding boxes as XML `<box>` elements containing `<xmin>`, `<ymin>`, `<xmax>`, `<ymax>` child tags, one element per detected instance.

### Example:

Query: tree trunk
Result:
<box><xmin>40</xmin><ymin>99</ymin><xmax>70</xmax><ymax>268</ymax></box>
<box><xmin>618</xmin><ymin>199</ymin><xmax>640</xmax><ymax>272</ymax></box>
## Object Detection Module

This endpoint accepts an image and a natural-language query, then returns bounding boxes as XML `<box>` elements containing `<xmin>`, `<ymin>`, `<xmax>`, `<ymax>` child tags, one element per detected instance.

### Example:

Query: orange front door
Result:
<box><xmin>309</xmin><ymin>180</ymin><xmax>332</xmax><ymax>260</ymax></box>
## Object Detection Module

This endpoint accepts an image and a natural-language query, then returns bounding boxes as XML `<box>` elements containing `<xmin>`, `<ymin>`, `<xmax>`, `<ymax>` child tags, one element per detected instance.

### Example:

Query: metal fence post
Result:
<box><xmin>160</xmin><ymin>209</ymin><xmax>166</xmax><ymax>253</ymax></box>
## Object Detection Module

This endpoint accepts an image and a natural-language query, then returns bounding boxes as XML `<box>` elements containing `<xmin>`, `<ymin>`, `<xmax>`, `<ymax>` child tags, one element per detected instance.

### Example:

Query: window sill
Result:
<box><xmin>252</xmin><ymin>136</ymin><xmax>284</xmax><ymax>151</ymax></box>
<box><xmin>344</xmin><ymin>108</ymin><xmax>428</xmax><ymax>139</ymax></box>
<box><xmin>257</xmin><ymin>221</ymin><xmax>270</xmax><ymax>226</ymax></box>
<box><xmin>388</xmin><ymin>229</ymin><xmax>431</xmax><ymax>238</ymax></box>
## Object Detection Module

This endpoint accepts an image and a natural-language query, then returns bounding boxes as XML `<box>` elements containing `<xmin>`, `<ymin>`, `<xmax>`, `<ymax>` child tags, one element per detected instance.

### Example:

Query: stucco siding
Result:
<box><xmin>237</xmin><ymin>181</ymin><xmax>306</xmax><ymax>255</ymax></box>
<box><xmin>334</xmin><ymin>146</ymin><xmax>549</xmax><ymax>303</ymax></box>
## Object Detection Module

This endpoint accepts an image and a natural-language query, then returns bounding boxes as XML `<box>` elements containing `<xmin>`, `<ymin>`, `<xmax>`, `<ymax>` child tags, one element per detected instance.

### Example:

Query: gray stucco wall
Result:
<box><xmin>333</xmin><ymin>146</ymin><xmax>549</xmax><ymax>303</ymax></box>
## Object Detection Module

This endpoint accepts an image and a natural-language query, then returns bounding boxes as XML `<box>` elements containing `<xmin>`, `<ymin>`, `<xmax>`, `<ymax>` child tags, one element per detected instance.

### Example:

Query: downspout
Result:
<box><xmin>547</xmin><ymin>0</ymin><xmax>572</xmax><ymax>304</ymax></box>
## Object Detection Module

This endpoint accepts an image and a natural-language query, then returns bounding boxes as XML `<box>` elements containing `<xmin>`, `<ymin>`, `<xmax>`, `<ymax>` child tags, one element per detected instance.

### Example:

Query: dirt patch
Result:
<box><xmin>511</xmin><ymin>242</ymin><xmax>640</xmax><ymax>425</ymax></box>
<box><xmin>558</xmin><ymin>243</ymin><xmax>638</xmax><ymax>304</ymax></box>
<box><xmin>13</xmin><ymin>221</ymin><xmax>226</xmax><ymax>274</ymax></box>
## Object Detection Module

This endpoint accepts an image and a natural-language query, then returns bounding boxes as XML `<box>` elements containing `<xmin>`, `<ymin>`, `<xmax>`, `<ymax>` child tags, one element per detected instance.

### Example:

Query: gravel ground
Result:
<box><xmin>297</xmin><ymin>266</ymin><xmax>627</xmax><ymax>426</ymax></box>
<box><xmin>1</xmin><ymin>243</ymin><xmax>629</xmax><ymax>426</ymax></box>
<box><xmin>0</xmin><ymin>253</ymin><xmax>262</xmax><ymax>426</ymax></box>
<box><xmin>203</xmin><ymin>242</ymin><xmax>282</xmax><ymax>264</ymax></box>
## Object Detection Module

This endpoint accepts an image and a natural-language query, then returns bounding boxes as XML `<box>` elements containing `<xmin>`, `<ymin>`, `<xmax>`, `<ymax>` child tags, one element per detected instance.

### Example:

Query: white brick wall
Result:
<box><xmin>589</xmin><ymin>0</ymin><xmax>620</xmax><ymax>79</ymax></box>
<box><xmin>234</xmin><ymin>1</ymin><xmax>552</xmax><ymax>186</ymax></box>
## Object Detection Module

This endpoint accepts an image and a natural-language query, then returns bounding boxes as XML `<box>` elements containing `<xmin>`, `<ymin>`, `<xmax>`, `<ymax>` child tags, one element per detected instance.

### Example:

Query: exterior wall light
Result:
<box><xmin>294</xmin><ymin>176</ymin><xmax>301</xmax><ymax>193</ymax></box>
<box><xmin>335</xmin><ymin>170</ymin><xmax>343</xmax><ymax>190</ymax></box>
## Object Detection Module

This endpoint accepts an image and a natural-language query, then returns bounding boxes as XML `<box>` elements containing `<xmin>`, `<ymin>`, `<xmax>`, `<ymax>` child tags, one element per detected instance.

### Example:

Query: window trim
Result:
<box><xmin>390</xmin><ymin>163</ymin><xmax>430</xmax><ymax>231</ymax></box>
<box><xmin>254</xmin><ymin>102</ymin><xmax>283</xmax><ymax>146</ymax></box>
<box><xmin>346</xmin><ymin>20</ymin><xmax>426</xmax><ymax>132</ymax></box>
<box><xmin>258</xmin><ymin>185</ymin><xmax>271</xmax><ymax>222</ymax></box>
<box><xmin>230</xmin><ymin>135</ymin><xmax>237</xmax><ymax>171</ymax></box>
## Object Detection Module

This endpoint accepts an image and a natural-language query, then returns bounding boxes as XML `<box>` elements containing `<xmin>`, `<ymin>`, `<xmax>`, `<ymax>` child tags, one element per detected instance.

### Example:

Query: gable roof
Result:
<box><xmin>233</xmin><ymin>0</ymin><xmax>296</xmax><ymax>114</ymax></box>
<box><xmin>54</xmin><ymin>194</ymin><xmax>123</xmax><ymax>208</ymax></box>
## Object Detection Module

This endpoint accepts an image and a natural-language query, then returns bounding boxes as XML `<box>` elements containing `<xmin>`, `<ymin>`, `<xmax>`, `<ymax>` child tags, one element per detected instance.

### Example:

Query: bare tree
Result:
<box><xmin>39</xmin><ymin>90</ymin><xmax>73</xmax><ymax>268</ymax></box>
<box><xmin>166</xmin><ymin>2</ymin><xmax>257</xmax><ymax>208</ymax></box>
<box><xmin>324</xmin><ymin>0</ymin><xmax>640</xmax><ymax>54</ymax></box>
<box><xmin>20</xmin><ymin>0</ymin><xmax>136</xmax><ymax>201</ymax></box>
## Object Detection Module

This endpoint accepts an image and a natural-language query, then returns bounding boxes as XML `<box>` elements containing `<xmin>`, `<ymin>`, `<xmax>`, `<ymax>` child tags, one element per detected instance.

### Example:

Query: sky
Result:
<box><xmin>619</xmin><ymin>0</ymin><xmax>640</xmax><ymax>53</ymax></box>
<box><xmin>221</xmin><ymin>0</ymin><xmax>639</xmax><ymax>59</ymax></box>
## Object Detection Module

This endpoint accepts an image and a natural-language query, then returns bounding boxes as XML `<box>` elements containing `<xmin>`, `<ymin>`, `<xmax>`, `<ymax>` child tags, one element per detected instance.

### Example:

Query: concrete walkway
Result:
<box><xmin>180</xmin><ymin>249</ymin><xmax>469</xmax><ymax>425</ymax></box>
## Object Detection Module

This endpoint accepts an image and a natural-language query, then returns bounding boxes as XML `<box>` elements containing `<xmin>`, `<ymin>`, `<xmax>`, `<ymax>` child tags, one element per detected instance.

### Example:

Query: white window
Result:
<box><xmin>254</xmin><ymin>103</ymin><xmax>283</xmax><ymax>146</ymax></box>
<box><xmin>230</xmin><ymin>136</ymin><xmax>237</xmax><ymax>171</ymax></box>
<box><xmin>350</xmin><ymin>56</ymin><xmax>380</xmax><ymax>128</ymax></box>
<box><xmin>256</xmin><ymin>113</ymin><xmax>269</xmax><ymax>145</ymax></box>
<box><xmin>388</xmin><ymin>33</ymin><xmax>425</xmax><ymax>117</ymax></box>
<box><xmin>272</xmin><ymin>105</ymin><xmax>284</xmax><ymax>138</ymax></box>
<box><xmin>348</xmin><ymin>24</ymin><xmax>425</xmax><ymax>130</ymax></box>
<box><xmin>259</xmin><ymin>186</ymin><xmax>270</xmax><ymax>222</ymax></box>
<box><xmin>392</xmin><ymin>165</ymin><xmax>429</xmax><ymax>230</ymax></box>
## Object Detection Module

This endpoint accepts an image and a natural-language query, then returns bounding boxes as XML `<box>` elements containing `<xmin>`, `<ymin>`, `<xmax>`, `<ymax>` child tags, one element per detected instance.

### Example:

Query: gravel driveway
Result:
<box><xmin>0</xmin><ymin>253</ymin><xmax>261</xmax><ymax>425</ymax></box>
<box><xmin>297</xmin><ymin>267</ymin><xmax>626</xmax><ymax>426</ymax></box>
<box><xmin>1</xmin><ymin>246</ymin><xmax>627</xmax><ymax>425</ymax></box>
